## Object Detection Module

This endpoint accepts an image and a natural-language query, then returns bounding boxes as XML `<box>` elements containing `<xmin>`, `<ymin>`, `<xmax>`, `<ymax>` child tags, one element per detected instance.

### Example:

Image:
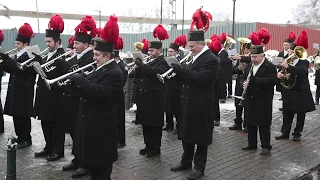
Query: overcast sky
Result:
<box><xmin>0</xmin><ymin>0</ymin><xmax>301</xmax><ymax>34</ymax></box>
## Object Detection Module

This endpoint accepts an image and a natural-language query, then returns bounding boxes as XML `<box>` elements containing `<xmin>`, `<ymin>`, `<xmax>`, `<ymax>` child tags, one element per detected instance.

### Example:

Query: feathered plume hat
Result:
<box><xmin>93</xmin><ymin>15</ymin><xmax>119</xmax><ymax>53</ymax></box>
<box><xmin>284</xmin><ymin>32</ymin><xmax>296</xmax><ymax>43</ymax></box>
<box><xmin>248</xmin><ymin>31</ymin><xmax>262</xmax><ymax>46</ymax></box>
<box><xmin>150</xmin><ymin>24</ymin><xmax>169</xmax><ymax>49</ymax></box>
<box><xmin>67</xmin><ymin>36</ymin><xmax>74</xmax><ymax>49</ymax></box>
<box><xmin>296</xmin><ymin>30</ymin><xmax>308</xmax><ymax>49</ymax></box>
<box><xmin>113</xmin><ymin>36</ymin><xmax>123</xmax><ymax>57</ymax></box>
<box><xmin>46</xmin><ymin>14</ymin><xmax>64</xmax><ymax>38</ymax></box>
<box><xmin>74</xmin><ymin>15</ymin><xmax>97</xmax><ymax>44</ymax></box>
<box><xmin>189</xmin><ymin>7</ymin><xmax>212</xmax><ymax>42</ymax></box>
<box><xmin>208</xmin><ymin>38</ymin><xmax>222</xmax><ymax>54</ymax></box>
<box><xmin>257</xmin><ymin>28</ymin><xmax>271</xmax><ymax>45</ymax></box>
<box><xmin>169</xmin><ymin>35</ymin><xmax>187</xmax><ymax>51</ymax></box>
<box><xmin>0</xmin><ymin>30</ymin><xmax>4</xmax><ymax>46</ymax></box>
<box><xmin>16</xmin><ymin>23</ymin><xmax>34</xmax><ymax>44</ymax></box>
<box><xmin>90</xmin><ymin>27</ymin><xmax>103</xmax><ymax>45</ymax></box>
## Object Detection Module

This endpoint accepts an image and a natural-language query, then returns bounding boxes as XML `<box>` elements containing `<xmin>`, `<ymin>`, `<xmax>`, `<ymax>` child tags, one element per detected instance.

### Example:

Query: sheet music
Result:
<box><xmin>131</xmin><ymin>51</ymin><xmax>144</xmax><ymax>60</ymax></box>
<box><xmin>164</xmin><ymin>56</ymin><xmax>181</xmax><ymax>66</ymax></box>
<box><xmin>26</xmin><ymin>45</ymin><xmax>41</xmax><ymax>58</ymax></box>
<box><xmin>228</xmin><ymin>48</ymin><xmax>238</xmax><ymax>56</ymax></box>
<box><xmin>270</xmin><ymin>57</ymin><xmax>282</xmax><ymax>66</ymax></box>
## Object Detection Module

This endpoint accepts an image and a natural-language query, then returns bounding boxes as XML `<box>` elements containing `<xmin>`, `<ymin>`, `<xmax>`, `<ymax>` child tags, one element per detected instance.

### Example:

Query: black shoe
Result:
<box><xmin>241</xmin><ymin>145</ymin><xmax>257</xmax><ymax>150</ymax></box>
<box><xmin>220</xmin><ymin>99</ymin><xmax>226</xmax><ymax>103</ymax></box>
<box><xmin>279</xmin><ymin>108</ymin><xmax>283</xmax><ymax>111</ymax></box>
<box><xmin>163</xmin><ymin>126</ymin><xmax>174</xmax><ymax>131</ymax></box>
<box><xmin>315</xmin><ymin>101</ymin><xmax>319</xmax><ymax>105</ymax></box>
<box><xmin>146</xmin><ymin>149</ymin><xmax>160</xmax><ymax>157</ymax></box>
<box><xmin>62</xmin><ymin>162</ymin><xmax>79</xmax><ymax>171</ymax></box>
<box><xmin>131</xmin><ymin>120</ymin><xmax>136</xmax><ymax>123</ymax></box>
<box><xmin>275</xmin><ymin>134</ymin><xmax>289</xmax><ymax>140</ymax></box>
<box><xmin>71</xmin><ymin>168</ymin><xmax>88</xmax><ymax>178</ymax></box>
<box><xmin>214</xmin><ymin>121</ymin><xmax>220</xmax><ymax>126</ymax></box>
<box><xmin>170</xmin><ymin>163</ymin><xmax>192</xmax><ymax>171</ymax></box>
<box><xmin>227</xmin><ymin>94</ymin><xmax>232</xmax><ymax>98</ymax></box>
<box><xmin>172</xmin><ymin>129</ymin><xmax>178</xmax><ymax>134</ymax></box>
<box><xmin>0</xmin><ymin>128</ymin><xmax>4</xmax><ymax>134</ymax></box>
<box><xmin>242</xmin><ymin>127</ymin><xmax>248</xmax><ymax>133</ymax></box>
<box><xmin>279</xmin><ymin>98</ymin><xmax>282</xmax><ymax>101</ymax></box>
<box><xmin>292</xmin><ymin>136</ymin><xmax>301</xmax><ymax>142</ymax></box>
<box><xmin>47</xmin><ymin>153</ymin><xmax>64</xmax><ymax>161</ymax></box>
<box><xmin>139</xmin><ymin>147</ymin><xmax>148</xmax><ymax>155</ymax></box>
<box><xmin>260</xmin><ymin>148</ymin><xmax>271</xmax><ymax>155</ymax></box>
<box><xmin>229</xmin><ymin>124</ymin><xmax>242</xmax><ymax>130</ymax></box>
<box><xmin>34</xmin><ymin>149</ymin><xmax>50</xmax><ymax>157</ymax></box>
<box><xmin>17</xmin><ymin>141</ymin><xmax>32</xmax><ymax>149</ymax></box>
<box><xmin>188</xmin><ymin>169</ymin><xmax>204</xmax><ymax>180</ymax></box>
<box><xmin>117</xmin><ymin>143</ymin><xmax>126</xmax><ymax>148</ymax></box>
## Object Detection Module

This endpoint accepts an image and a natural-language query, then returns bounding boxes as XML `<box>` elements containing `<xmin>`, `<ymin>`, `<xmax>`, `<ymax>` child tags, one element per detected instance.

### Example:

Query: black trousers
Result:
<box><xmin>70</xmin><ymin>132</ymin><xmax>83</xmax><ymax>168</ymax></box>
<box><xmin>248</xmin><ymin>125</ymin><xmax>272</xmax><ymax>150</ymax></box>
<box><xmin>13</xmin><ymin>117</ymin><xmax>31</xmax><ymax>143</ymax></box>
<box><xmin>88</xmin><ymin>164</ymin><xmax>113</xmax><ymax>180</ymax></box>
<box><xmin>235</xmin><ymin>105</ymin><xmax>247</xmax><ymax>128</ymax></box>
<box><xmin>41</xmin><ymin>121</ymin><xmax>65</xmax><ymax>154</ymax></box>
<box><xmin>281</xmin><ymin>112</ymin><xmax>306</xmax><ymax>137</ymax></box>
<box><xmin>165</xmin><ymin>113</ymin><xmax>179</xmax><ymax>129</ymax></box>
<box><xmin>117</xmin><ymin>123</ymin><xmax>126</xmax><ymax>144</ymax></box>
<box><xmin>213</xmin><ymin>92</ymin><xmax>220</xmax><ymax>122</ymax></box>
<box><xmin>316</xmin><ymin>85</ymin><xmax>320</xmax><ymax>102</ymax></box>
<box><xmin>226</xmin><ymin>76</ymin><xmax>233</xmax><ymax>96</ymax></box>
<box><xmin>181</xmin><ymin>142</ymin><xmax>208</xmax><ymax>172</ymax></box>
<box><xmin>142</xmin><ymin>126</ymin><xmax>162</xmax><ymax>151</ymax></box>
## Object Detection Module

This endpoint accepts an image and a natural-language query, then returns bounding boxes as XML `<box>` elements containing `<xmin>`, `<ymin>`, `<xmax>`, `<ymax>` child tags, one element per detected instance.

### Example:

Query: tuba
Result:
<box><xmin>134</xmin><ymin>42</ymin><xmax>144</xmax><ymax>51</ymax></box>
<box><xmin>223</xmin><ymin>36</ymin><xmax>236</xmax><ymax>51</ymax></box>
<box><xmin>280</xmin><ymin>46</ymin><xmax>307</xmax><ymax>89</ymax></box>
<box><xmin>237</xmin><ymin>37</ymin><xmax>251</xmax><ymax>70</ymax></box>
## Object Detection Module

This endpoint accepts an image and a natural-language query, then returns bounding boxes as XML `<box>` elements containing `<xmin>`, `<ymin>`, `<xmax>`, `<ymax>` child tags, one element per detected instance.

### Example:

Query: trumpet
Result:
<box><xmin>41</xmin><ymin>50</ymin><xmax>76</xmax><ymax>72</ymax></box>
<box><xmin>127</xmin><ymin>55</ymin><xmax>152</xmax><ymax>75</ymax></box>
<box><xmin>16</xmin><ymin>47</ymin><xmax>49</xmax><ymax>70</ymax></box>
<box><xmin>6</xmin><ymin>48</ymin><xmax>17</xmax><ymax>54</ymax></box>
<box><xmin>43</xmin><ymin>61</ymin><xmax>97</xmax><ymax>90</ymax></box>
<box><xmin>157</xmin><ymin>52</ymin><xmax>193</xmax><ymax>83</ymax></box>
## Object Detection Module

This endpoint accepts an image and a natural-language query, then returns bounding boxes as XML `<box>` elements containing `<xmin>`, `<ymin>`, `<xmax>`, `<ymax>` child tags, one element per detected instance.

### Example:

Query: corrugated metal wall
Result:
<box><xmin>1</xmin><ymin>23</ymin><xmax>256</xmax><ymax>53</ymax></box>
<box><xmin>256</xmin><ymin>23</ymin><xmax>320</xmax><ymax>55</ymax></box>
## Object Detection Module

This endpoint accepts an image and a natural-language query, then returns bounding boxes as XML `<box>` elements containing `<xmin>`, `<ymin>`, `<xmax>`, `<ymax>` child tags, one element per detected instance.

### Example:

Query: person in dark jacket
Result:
<box><xmin>0</xmin><ymin>30</ymin><xmax>5</xmax><ymax>134</ymax></box>
<box><xmin>61</xmin><ymin>16</ymin><xmax>96</xmax><ymax>178</ymax></box>
<box><xmin>69</xmin><ymin>37</ymin><xmax>123</xmax><ymax>180</ymax></box>
<box><xmin>241</xmin><ymin>45</ymin><xmax>277</xmax><ymax>156</ymax></box>
<box><xmin>170</xmin><ymin>31</ymin><xmax>218</xmax><ymax>180</ymax></box>
<box><xmin>275</xmin><ymin>42</ymin><xmax>315</xmax><ymax>142</ymax></box>
<box><xmin>314</xmin><ymin>61</ymin><xmax>320</xmax><ymax>105</ymax></box>
<box><xmin>0</xmin><ymin>23</ymin><xmax>36</xmax><ymax>149</ymax></box>
<box><xmin>113</xmin><ymin>48</ymin><xmax>128</xmax><ymax>148</ymax></box>
<box><xmin>135</xmin><ymin>40</ymin><xmax>170</xmax><ymax>157</ymax></box>
<box><xmin>33</xmin><ymin>15</ymin><xmax>70</xmax><ymax>161</ymax></box>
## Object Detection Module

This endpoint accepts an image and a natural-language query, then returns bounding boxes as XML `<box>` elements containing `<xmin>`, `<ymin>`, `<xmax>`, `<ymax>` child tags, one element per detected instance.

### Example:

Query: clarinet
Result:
<box><xmin>238</xmin><ymin>64</ymin><xmax>254</xmax><ymax>106</ymax></box>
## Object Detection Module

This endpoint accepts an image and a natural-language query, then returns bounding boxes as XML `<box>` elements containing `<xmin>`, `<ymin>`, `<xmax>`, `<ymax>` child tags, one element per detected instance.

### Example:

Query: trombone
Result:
<box><xmin>157</xmin><ymin>52</ymin><xmax>193</xmax><ymax>83</ymax></box>
<box><xmin>41</xmin><ymin>50</ymin><xmax>76</xmax><ymax>72</ymax></box>
<box><xmin>16</xmin><ymin>47</ymin><xmax>49</xmax><ymax>70</ymax></box>
<box><xmin>43</xmin><ymin>61</ymin><xmax>97</xmax><ymax>90</ymax></box>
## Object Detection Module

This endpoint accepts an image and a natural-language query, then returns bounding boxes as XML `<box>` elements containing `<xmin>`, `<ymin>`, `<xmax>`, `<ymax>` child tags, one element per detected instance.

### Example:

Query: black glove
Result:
<box><xmin>32</xmin><ymin>52</ymin><xmax>42</xmax><ymax>63</ymax></box>
<box><xmin>135</xmin><ymin>58</ymin><xmax>143</xmax><ymax>66</ymax></box>
<box><xmin>171</xmin><ymin>63</ymin><xmax>183</xmax><ymax>74</ymax></box>
<box><xmin>0</xmin><ymin>52</ymin><xmax>10</xmax><ymax>61</ymax></box>
<box><xmin>68</xmin><ymin>72</ymin><xmax>84</xmax><ymax>81</ymax></box>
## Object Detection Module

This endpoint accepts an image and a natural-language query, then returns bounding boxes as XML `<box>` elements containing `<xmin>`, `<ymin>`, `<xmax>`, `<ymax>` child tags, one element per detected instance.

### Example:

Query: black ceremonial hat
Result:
<box><xmin>93</xmin><ymin>39</ymin><xmax>114</xmax><ymax>53</ymax></box>
<box><xmin>149</xmin><ymin>41</ymin><xmax>162</xmax><ymax>49</ymax></box>
<box><xmin>188</xmin><ymin>30</ymin><xmax>204</xmax><ymax>41</ymax></box>
<box><xmin>250</xmin><ymin>45</ymin><xmax>264</xmax><ymax>54</ymax></box>
<box><xmin>169</xmin><ymin>43</ymin><xmax>179</xmax><ymax>51</ymax></box>
<box><xmin>45</xmin><ymin>29</ymin><xmax>60</xmax><ymax>38</ymax></box>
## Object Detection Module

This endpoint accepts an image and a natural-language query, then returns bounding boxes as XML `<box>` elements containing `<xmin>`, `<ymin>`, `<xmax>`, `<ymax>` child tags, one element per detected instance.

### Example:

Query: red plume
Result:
<box><xmin>173</xmin><ymin>35</ymin><xmax>187</xmax><ymax>48</ymax></box>
<box><xmin>258</xmin><ymin>28</ymin><xmax>271</xmax><ymax>44</ymax></box>
<box><xmin>220</xmin><ymin>33</ymin><xmax>226</xmax><ymax>42</ymax></box>
<box><xmin>18</xmin><ymin>23</ymin><xmax>34</xmax><ymax>38</ymax></box>
<box><xmin>68</xmin><ymin>36</ymin><xmax>74</xmax><ymax>44</ymax></box>
<box><xmin>74</xmin><ymin>16</ymin><xmax>97</xmax><ymax>38</ymax></box>
<box><xmin>0</xmin><ymin>30</ymin><xmax>4</xmax><ymax>42</ymax></box>
<box><xmin>114</xmin><ymin>36</ymin><xmax>124</xmax><ymax>50</ymax></box>
<box><xmin>248</xmin><ymin>32</ymin><xmax>261</xmax><ymax>46</ymax></box>
<box><xmin>48</xmin><ymin>14</ymin><xmax>64</xmax><ymax>33</ymax></box>
<box><xmin>296</xmin><ymin>30</ymin><xmax>308</xmax><ymax>49</ymax></box>
<box><xmin>142</xmin><ymin>38</ymin><xmax>149</xmax><ymax>51</ymax></box>
<box><xmin>288</xmin><ymin>31</ymin><xmax>296</xmax><ymax>42</ymax></box>
<box><xmin>210</xmin><ymin>34</ymin><xmax>220</xmax><ymax>42</ymax></box>
<box><xmin>101</xmin><ymin>15</ymin><xmax>119</xmax><ymax>44</ymax></box>
<box><xmin>153</xmin><ymin>24</ymin><xmax>169</xmax><ymax>40</ymax></box>
<box><xmin>208</xmin><ymin>38</ymin><xmax>222</xmax><ymax>53</ymax></box>
<box><xmin>97</xmin><ymin>28</ymin><xmax>103</xmax><ymax>37</ymax></box>
<box><xmin>190</xmin><ymin>7</ymin><xmax>212</xmax><ymax>32</ymax></box>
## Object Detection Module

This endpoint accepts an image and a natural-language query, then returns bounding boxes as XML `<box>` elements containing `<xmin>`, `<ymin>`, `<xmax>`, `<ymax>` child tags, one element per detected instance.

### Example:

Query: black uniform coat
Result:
<box><xmin>59</xmin><ymin>50</ymin><xmax>94</xmax><ymax>133</ymax></box>
<box><xmin>164</xmin><ymin>55</ymin><xmax>182</xmax><ymax>114</ymax></box>
<box><xmin>282</xmin><ymin>60</ymin><xmax>315</xmax><ymax>113</ymax></box>
<box><xmin>178</xmin><ymin>49</ymin><xmax>218</xmax><ymax>145</ymax></box>
<box><xmin>233</xmin><ymin>56</ymin><xmax>251</xmax><ymax>106</ymax></box>
<box><xmin>276</xmin><ymin>51</ymin><xmax>289</xmax><ymax>92</ymax></box>
<box><xmin>242</xmin><ymin>59</ymin><xmax>277</xmax><ymax>126</ymax></box>
<box><xmin>315</xmin><ymin>69</ymin><xmax>320</xmax><ymax>85</ymax></box>
<box><xmin>34</xmin><ymin>48</ymin><xmax>70</xmax><ymax>122</ymax></box>
<box><xmin>135</xmin><ymin>55</ymin><xmax>170</xmax><ymax>127</ymax></box>
<box><xmin>219</xmin><ymin>49</ymin><xmax>232</xmax><ymax>83</ymax></box>
<box><xmin>73</xmin><ymin>60</ymin><xmax>123</xmax><ymax>168</ymax></box>
<box><xmin>116</xmin><ymin>60</ymin><xmax>128</xmax><ymax>125</ymax></box>
<box><xmin>3</xmin><ymin>52</ymin><xmax>36</xmax><ymax>118</ymax></box>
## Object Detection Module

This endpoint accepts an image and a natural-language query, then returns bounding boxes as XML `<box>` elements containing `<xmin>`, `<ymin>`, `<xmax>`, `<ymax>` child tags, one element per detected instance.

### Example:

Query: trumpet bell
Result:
<box><xmin>286</xmin><ymin>46</ymin><xmax>307</xmax><ymax>64</ymax></box>
<box><xmin>314</xmin><ymin>56</ymin><xmax>320</xmax><ymax>70</ymax></box>
<box><xmin>205</xmin><ymin>39</ymin><xmax>212</xmax><ymax>45</ymax></box>
<box><xmin>237</xmin><ymin>37</ymin><xmax>251</xmax><ymax>44</ymax></box>
<box><xmin>134</xmin><ymin>42</ymin><xmax>144</xmax><ymax>51</ymax></box>
<box><xmin>224</xmin><ymin>36</ymin><xmax>236</xmax><ymax>50</ymax></box>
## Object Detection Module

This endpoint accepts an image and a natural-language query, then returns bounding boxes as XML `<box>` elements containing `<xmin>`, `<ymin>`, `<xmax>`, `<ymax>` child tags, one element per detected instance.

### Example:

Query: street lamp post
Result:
<box><xmin>160</xmin><ymin>0</ymin><xmax>163</xmax><ymax>24</ymax></box>
<box><xmin>35</xmin><ymin>0</ymin><xmax>40</xmax><ymax>33</ymax></box>
<box><xmin>182</xmin><ymin>0</ymin><xmax>185</xmax><ymax>35</ymax></box>
<box><xmin>232</xmin><ymin>0</ymin><xmax>236</xmax><ymax>42</ymax></box>
<box><xmin>94</xmin><ymin>10</ymin><xmax>101</xmax><ymax>28</ymax></box>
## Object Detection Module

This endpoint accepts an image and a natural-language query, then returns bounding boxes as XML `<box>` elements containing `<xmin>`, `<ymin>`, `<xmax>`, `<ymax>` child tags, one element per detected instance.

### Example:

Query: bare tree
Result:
<box><xmin>212</xmin><ymin>12</ymin><xmax>232</xmax><ymax>22</ymax></box>
<box><xmin>292</xmin><ymin>0</ymin><xmax>320</xmax><ymax>24</ymax></box>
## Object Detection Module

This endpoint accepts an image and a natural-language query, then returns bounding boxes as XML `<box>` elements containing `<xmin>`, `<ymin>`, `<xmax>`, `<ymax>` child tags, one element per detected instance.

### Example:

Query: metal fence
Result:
<box><xmin>1</xmin><ymin>23</ymin><xmax>256</xmax><ymax>53</ymax></box>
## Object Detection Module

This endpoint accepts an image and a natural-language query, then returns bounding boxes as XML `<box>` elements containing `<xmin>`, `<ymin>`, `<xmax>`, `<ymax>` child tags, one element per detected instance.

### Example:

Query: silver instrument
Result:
<box><xmin>233</xmin><ymin>64</ymin><xmax>254</xmax><ymax>106</ymax></box>
<box><xmin>16</xmin><ymin>47</ymin><xmax>49</xmax><ymax>70</ymax></box>
<box><xmin>41</xmin><ymin>50</ymin><xmax>76</xmax><ymax>72</ymax></box>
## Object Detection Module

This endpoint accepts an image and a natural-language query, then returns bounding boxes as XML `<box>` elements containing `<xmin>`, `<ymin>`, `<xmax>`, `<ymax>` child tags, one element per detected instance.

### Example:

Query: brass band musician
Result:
<box><xmin>0</xmin><ymin>30</ymin><xmax>4</xmax><ymax>134</ymax></box>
